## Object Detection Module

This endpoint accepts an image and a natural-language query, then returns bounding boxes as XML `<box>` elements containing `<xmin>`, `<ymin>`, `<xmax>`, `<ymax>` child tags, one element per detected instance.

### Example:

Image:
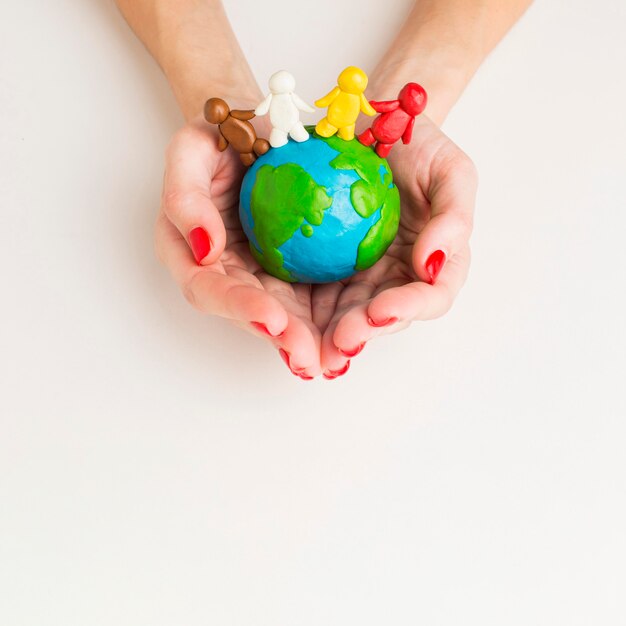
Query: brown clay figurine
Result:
<box><xmin>204</xmin><ymin>97</ymin><xmax>270</xmax><ymax>166</ymax></box>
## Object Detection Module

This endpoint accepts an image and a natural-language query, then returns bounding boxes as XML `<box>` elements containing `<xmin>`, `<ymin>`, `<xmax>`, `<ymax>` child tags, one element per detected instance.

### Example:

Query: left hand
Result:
<box><xmin>311</xmin><ymin>116</ymin><xmax>478</xmax><ymax>379</ymax></box>
<box><xmin>155</xmin><ymin>116</ymin><xmax>324</xmax><ymax>380</ymax></box>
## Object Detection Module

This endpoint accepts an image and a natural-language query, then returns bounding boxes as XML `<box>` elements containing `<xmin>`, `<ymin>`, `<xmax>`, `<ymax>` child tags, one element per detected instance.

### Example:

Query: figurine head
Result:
<box><xmin>204</xmin><ymin>97</ymin><xmax>230</xmax><ymax>124</ymax></box>
<box><xmin>337</xmin><ymin>66</ymin><xmax>368</xmax><ymax>94</ymax></box>
<box><xmin>269</xmin><ymin>70</ymin><xmax>296</xmax><ymax>95</ymax></box>
<box><xmin>398</xmin><ymin>83</ymin><xmax>427</xmax><ymax>116</ymax></box>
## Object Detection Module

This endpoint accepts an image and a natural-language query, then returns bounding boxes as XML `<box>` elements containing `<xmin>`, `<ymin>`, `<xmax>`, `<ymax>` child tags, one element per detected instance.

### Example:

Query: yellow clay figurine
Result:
<box><xmin>314</xmin><ymin>66</ymin><xmax>376</xmax><ymax>141</ymax></box>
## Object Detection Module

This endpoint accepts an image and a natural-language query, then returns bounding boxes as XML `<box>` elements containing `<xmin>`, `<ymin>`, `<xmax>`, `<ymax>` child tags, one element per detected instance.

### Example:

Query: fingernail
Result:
<box><xmin>367</xmin><ymin>316</ymin><xmax>398</xmax><ymax>327</ymax></box>
<box><xmin>189</xmin><ymin>227</ymin><xmax>211</xmax><ymax>264</ymax></box>
<box><xmin>323</xmin><ymin>361</ymin><xmax>351</xmax><ymax>380</ymax></box>
<box><xmin>278</xmin><ymin>348</ymin><xmax>306</xmax><ymax>375</ymax></box>
<box><xmin>250</xmin><ymin>321</ymin><xmax>284</xmax><ymax>338</ymax></box>
<box><xmin>425</xmin><ymin>249</ymin><xmax>446</xmax><ymax>284</ymax></box>
<box><xmin>298</xmin><ymin>373</ymin><xmax>314</xmax><ymax>380</ymax></box>
<box><xmin>278</xmin><ymin>348</ymin><xmax>291</xmax><ymax>369</ymax></box>
<box><xmin>338</xmin><ymin>342</ymin><xmax>365</xmax><ymax>358</ymax></box>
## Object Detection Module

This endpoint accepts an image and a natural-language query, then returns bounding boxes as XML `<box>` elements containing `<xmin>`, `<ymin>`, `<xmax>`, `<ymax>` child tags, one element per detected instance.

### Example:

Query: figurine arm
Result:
<box><xmin>401</xmin><ymin>117</ymin><xmax>415</xmax><ymax>145</ymax></box>
<box><xmin>254</xmin><ymin>94</ymin><xmax>272</xmax><ymax>116</ymax></box>
<box><xmin>369</xmin><ymin>100</ymin><xmax>400</xmax><ymax>113</ymax></box>
<box><xmin>359</xmin><ymin>94</ymin><xmax>377</xmax><ymax>116</ymax></box>
<box><xmin>314</xmin><ymin>87</ymin><xmax>340</xmax><ymax>108</ymax></box>
<box><xmin>291</xmin><ymin>93</ymin><xmax>315</xmax><ymax>113</ymax></box>
<box><xmin>230</xmin><ymin>109</ymin><xmax>256</xmax><ymax>121</ymax></box>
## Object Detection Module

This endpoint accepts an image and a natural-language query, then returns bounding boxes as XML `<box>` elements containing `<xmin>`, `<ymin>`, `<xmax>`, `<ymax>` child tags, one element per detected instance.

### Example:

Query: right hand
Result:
<box><xmin>155</xmin><ymin>117</ymin><xmax>323</xmax><ymax>379</ymax></box>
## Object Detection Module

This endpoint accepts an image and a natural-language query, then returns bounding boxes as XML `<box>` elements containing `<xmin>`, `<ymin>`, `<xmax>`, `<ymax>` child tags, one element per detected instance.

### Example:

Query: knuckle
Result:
<box><xmin>427</xmin><ymin>290</ymin><xmax>455</xmax><ymax>320</ymax></box>
<box><xmin>456</xmin><ymin>210</ymin><xmax>475</xmax><ymax>236</ymax></box>
<box><xmin>181</xmin><ymin>282</ymin><xmax>199</xmax><ymax>311</ymax></box>
<box><xmin>172</xmin><ymin>125</ymin><xmax>196</xmax><ymax>146</ymax></box>
<box><xmin>413</xmin><ymin>282</ymin><xmax>455</xmax><ymax>320</ymax></box>
<box><xmin>181</xmin><ymin>272</ymin><xmax>204</xmax><ymax>312</ymax></box>
<box><xmin>164</xmin><ymin>124</ymin><xmax>206</xmax><ymax>162</ymax></box>
<box><xmin>164</xmin><ymin>129</ymin><xmax>186</xmax><ymax>160</ymax></box>
<box><xmin>162</xmin><ymin>189</ymin><xmax>204</xmax><ymax>223</ymax></box>
<box><xmin>458</xmin><ymin>152</ymin><xmax>478</xmax><ymax>179</ymax></box>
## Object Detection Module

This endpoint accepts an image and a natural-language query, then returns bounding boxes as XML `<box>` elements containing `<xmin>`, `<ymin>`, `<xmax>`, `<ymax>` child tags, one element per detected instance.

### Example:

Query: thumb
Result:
<box><xmin>412</xmin><ymin>153</ymin><xmax>478</xmax><ymax>283</ymax></box>
<box><xmin>162</xmin><ymin>126</ymin><xmax>229</xmax><ymax>266</ymax></box>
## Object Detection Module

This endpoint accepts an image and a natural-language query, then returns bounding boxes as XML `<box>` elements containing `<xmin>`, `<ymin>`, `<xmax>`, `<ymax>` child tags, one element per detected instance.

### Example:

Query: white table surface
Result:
<box><xmin>1</xmin><ymin>1</ymin><xmax>625</xmax><ymax>624</ymax></box>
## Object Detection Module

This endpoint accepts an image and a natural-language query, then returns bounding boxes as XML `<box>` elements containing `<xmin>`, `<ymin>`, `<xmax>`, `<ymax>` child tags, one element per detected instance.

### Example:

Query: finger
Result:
<box><xmin>231</xmin><ymin>308</ymin><xmax>321</xmax><ymax>380</ymax></box>
<box><xmin>413</xmin><ymin>153</ymin><xmax>477</xmax><ymax>283</ymax></box>
<box><xmin>367</xmin><ymin>245</ymin><xmax>471</xmax><ymax>323</ymax></box>
<box><xmin>268</xmin><ymin>283</ymin><xmax>323</xmax><ymax>379</ymax></box>
<box><xmin>161</xmin><ymin>126</ymin><xmax>229</xmax><ymax>266</ymax></box>
<box><xmin>319</xmin><ymin>316</ymin><xmax>353</xmax><ymax>379</ymax></box>
<box><xmin>331</xmin><ymin>301</ymin><xmax>411</xmax><ymax>358</ymax></box>
<box><xmin>155</xmin><ymin>213</ymin><xmax>288</xmax><ymax>336</ymax></box>
<box><xmin>317</xmin><ymin>279</ymin><xmax>378</xmax><ymax>377</ymax></box>
<box><xmin>274</xmin><ymin>314</ymin><xmax>322</xmax><ymax>380</ymax></box>
<box><xmin>239</xmin><ymin>270</ymin><xmax>323</xmax><ymax>378</ymax></box>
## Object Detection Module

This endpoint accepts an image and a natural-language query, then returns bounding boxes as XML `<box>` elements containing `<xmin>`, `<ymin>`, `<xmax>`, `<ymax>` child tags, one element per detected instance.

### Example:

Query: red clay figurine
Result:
<box><xmin>357</xmin><ymin>82</ymin><xmax>427</xmax><ymax>158</ymax></box>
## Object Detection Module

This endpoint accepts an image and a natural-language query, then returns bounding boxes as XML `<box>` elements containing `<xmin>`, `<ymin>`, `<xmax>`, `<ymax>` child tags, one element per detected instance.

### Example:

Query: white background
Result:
<box><xmin>1</xmin><ymin>1</ymin><xmax>625</xmax><ymax>624</ymax></box>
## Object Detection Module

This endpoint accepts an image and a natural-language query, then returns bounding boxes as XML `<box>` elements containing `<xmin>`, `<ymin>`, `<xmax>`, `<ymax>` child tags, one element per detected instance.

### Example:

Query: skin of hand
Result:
<box><xmin>116</xmin><ymin>0</ymin><xmax>531</xmax><ymax>379</ymax></box>
<box><xmin>312</xmin><ymin>0</ymin><xmax>532</xmax><ymax>376</ymax></box>
<box><xmin>116</xmin><ymin>0</ymin><xmax>326</xmax><ymax>378</ymax></box>
<box><xmin>155</xmin><ymin>113</ymin><xmax>326</xmax><ymax>379</ymax></box>
<box><xmin>312</xmin><ymin>115</ymin><xmax>477</xmax><ymax>375</ymax></box>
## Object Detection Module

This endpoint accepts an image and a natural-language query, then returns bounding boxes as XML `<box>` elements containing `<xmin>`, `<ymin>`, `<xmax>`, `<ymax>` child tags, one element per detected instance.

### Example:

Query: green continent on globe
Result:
<box><xmin>250</xmin><ymin>162</ymin><xmax>332</xmax><ymax>282</ymax></box>
<box><xmin>320</xmin><ymin>130</ymin><xmax>401</xmax><ymax>271</ymax></box>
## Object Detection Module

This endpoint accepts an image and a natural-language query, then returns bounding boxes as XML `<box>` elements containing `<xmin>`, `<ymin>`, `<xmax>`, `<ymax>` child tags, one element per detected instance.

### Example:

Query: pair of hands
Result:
<box><xmin>155</xmin><ymin>114</ymin><xmax>477</xmax><ymax>380</ymax></box>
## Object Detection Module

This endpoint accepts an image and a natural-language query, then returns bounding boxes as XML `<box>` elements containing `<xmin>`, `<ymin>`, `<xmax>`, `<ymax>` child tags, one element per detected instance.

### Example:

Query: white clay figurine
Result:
<box><xmin>255</xmin><ymin>70</ymin><xmax>315</xmax><ymax>148</ymax></box>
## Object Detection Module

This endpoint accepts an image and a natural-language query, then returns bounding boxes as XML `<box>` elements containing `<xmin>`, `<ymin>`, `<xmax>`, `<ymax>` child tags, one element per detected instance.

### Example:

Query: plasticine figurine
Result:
<box><xmin>314</xmin><ymin>66</ymin><xmax>376</xmax><ymax>141</ymax></box>
<box><xmin>204</xmin><ymin>97</ymin><xmax>270</xmax><ymax>166</ymax></box>
<box><xmin>255</xmin><ymin>70</ymin><xmax>315</xmax><ymax>148</ymax></box>
<box><xmin>357</xmin><ymin>82</ymin><xmax>427</xmax><ymax>158</ymax></box>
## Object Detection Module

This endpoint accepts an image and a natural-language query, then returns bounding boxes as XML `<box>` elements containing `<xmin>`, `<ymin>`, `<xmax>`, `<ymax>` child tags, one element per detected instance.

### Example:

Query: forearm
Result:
<box><xmin>115</xmin><ymin>0</ymin><xmax>261</xmax><ymax>120</ymax></box>
<box><xmin>370</xmin><ymin>0</ymin><xmax>533</xmax><ymax>125</ymax></box>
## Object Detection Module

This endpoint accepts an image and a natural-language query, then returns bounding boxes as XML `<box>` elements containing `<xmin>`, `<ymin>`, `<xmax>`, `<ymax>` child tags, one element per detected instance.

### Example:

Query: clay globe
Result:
<box><xmin>239</xmin><ymin>126</ymin><xmax>401</xmax><ymax>283</ymax></box>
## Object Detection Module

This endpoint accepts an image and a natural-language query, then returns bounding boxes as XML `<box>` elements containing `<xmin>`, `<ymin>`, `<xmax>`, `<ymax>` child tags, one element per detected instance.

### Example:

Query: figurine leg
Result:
<box><xmin>240</xmin><ymin>152</ymin><xmax>256</xmax><ymax>166</ymax></box>
<box><xmin>289</xmin><ymin>122</ymin><xmax>309</xmax><ymax>143</ymax></box>
<box><xmin>269</xmin><ymin>128</ymin><xmax>288</xmax><ymax>148</ymax></box>
<box><xmin>217</xmin><ymin>132</ymin><xmax>229</xmax><ymax>152</ymax></box>
<box><xmin>253</xmin><ymin>138</ymin><xmax>270</xmax><ymax>156</ymax></box>
<box><xmin>375</xmin><ymin>142</ymin><xmax>393</xmax><ymax>158</ymax></box>
<box><xmin>315</xmin><ymin>117</ymin><xmax>337</xmax><ymax>138</ymax></box>
<box><xmin>357</xmin><ymin>128</ymin><xmax>375</xmax><ymax>146</ymax></box>
<box><xmin>338</xmin><ymin>124</ymin><xmax>356</xmax><ymax>141</ymax></box>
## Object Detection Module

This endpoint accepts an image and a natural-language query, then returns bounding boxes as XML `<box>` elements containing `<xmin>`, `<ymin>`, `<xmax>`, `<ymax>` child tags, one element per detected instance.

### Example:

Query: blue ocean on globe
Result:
<box><xmin>239</xmin><ymin>128</ymin><xmax>400</xmax><ymax>283</ymax></box>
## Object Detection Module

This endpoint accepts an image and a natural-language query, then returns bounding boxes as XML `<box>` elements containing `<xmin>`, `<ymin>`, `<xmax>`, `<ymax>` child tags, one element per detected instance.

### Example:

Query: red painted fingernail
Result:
<box><xmin>323</xmin><ymin>361</ymin><xmax>351</xmax><ymax>380</ymax></box>
<box><xmin>338</xmin><ymin>342</ymin><xmax>365</xmax><ymax>358</ymax></box>
<box><xmin>298</xmin><ymin>373</ymin><xmax>314</xmax><ymax>380</ymax></box>
<box><xmin>278</xmin><ymin>348</ymin><xmax>307</xmax><ymax>375</ymax></box>
<box><xmin>189</xmin><ymin>227</ymin><xmax>211</xmax><ymax>264</ymax></box>
<box><xmin>278</xmin><ymin>348</ymin><xmax>291</xmax><ymax>368</ymax></box>
<box><xmin>425</xmin><ymin>249</ymin><xmax>446</xmax><ymax>284</ymax></box>
<box><xmin>250</xmin><ymin>321</ymin><xmax>284</xmax><ymax>338</ymax></box>
<box><xmin>367</xmin><ymin>316</ymin><xmax>398</xmax><ymax>327</ymax></box>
